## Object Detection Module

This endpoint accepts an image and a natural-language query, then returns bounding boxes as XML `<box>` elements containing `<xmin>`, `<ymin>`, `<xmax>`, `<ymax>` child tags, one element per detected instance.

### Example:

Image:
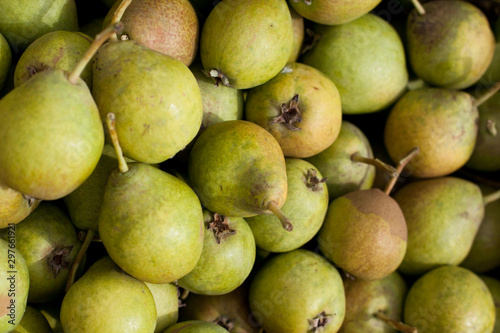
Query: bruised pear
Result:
<box><xmin>318</xmin><ymin>189</ymin><xmax>407</xmax><ymax>280</ymax></box>
<box><xmin>188</xmin><ymin>120</ymin><xmax>290</xmax><ymax>230</ymax></box>
<box><xmin>200</xmin><ymin>0</ymin><xmax>293</xmax><ymax>89</ymax></box>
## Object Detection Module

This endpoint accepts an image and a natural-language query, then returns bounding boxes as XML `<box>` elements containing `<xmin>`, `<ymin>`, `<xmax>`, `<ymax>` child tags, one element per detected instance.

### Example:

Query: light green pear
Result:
<box><xmin>145</xmin><ymin>283</ymin><xmax>179</xmax><ymax>333</ymax></box>
<box><xmin>0</xmin><ymin>185</ymin><xmax>40</xmax><ymax>229</ymax></box>
<box><xmin>11</xmin><ymin>305</ymin><xmax>51</xmax><ymax>333</ymax></box>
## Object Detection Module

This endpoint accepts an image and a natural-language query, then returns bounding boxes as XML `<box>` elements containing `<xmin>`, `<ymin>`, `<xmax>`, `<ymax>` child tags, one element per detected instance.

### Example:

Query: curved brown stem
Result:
<box><xmin>267</xmin><ymin>201</ymin><xmax>293</xmax><ymax>231</ymax></box>
<box><xmin>351</xmin><ymin>153</ymin><xmax>398</xmax><ymax>178</ymax></box>
<box><xmin>410</xmin><ymin>0</ymin><xmax>426</xmax><ymax>15</ymax></box>
<box><xmin>109</xmin><ymin>0</ymin><xmax>134</xmax><ymax>40</ymax></box>
<box><xmin>375</xmin><ymin>311</ymin><xmax>418</xmax><ymax>333</ymax></box>
<box><xmin>474</xmin><ymin>82</ymin><xmax>500</xmax><ymax>108</ymax></box>
<box><xmin>484</xmin><ymin>189</ymin><xmax>500</xmax><ymax>206</ymax></box>
<box><xmin>384</xmin><ymin>147</ymin><xmax>420</xmax><ymax>195</ymax></box>
<box><xmin>106</xmin><ymin>113</ymin><xmax>129</xmax><ymax>173</ymax></box>
<box><xmin>65</xmin><ymin>229</ymin><xmax>95</xmax><ymax>292</ymax></box>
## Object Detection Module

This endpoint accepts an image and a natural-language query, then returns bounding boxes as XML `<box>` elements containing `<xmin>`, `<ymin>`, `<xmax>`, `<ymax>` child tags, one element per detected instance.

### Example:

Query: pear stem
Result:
<box><xmin>67</xmin><ymin>23</ymin><xmax>124</xmax><ymax>85</ymax></box>
<box><xmin>474</xmin><ymin>82</ymin><xmax>500</xmax><ymax>108</ymax></box>
<box><xmin>65</xmin><ymin>229</ymin><xmax>95</xmax><ymax>292</ymax></box>
<box><xmin>410</xmin><ymin>0</ymin><xmax>426</xmax><ymax>15</ymax></box>
<box><xmin>484</xmin><ymin>189</ymin><xmax>500</xmax><ymax>206</ymax></box>
<box><xmin>109</xmin><ymin>0</ymin><xmax>134</xmax><ymax>41</ymax></box>
<box><xmin>106</xmin><ymin>113</ymin><xmax>129</xmax><ymax>173</ymax></box>
<box><xmin>384</xmin><ymin>147</ymin><xmax>420</xmax><ymax>195</ymax></box>
<box><xmin>375</xmin><ymin>311</ymin><xmax>418</xmax><ymax>333</ymax></box>
<box><xmin>351</xmin><ymin>153</ymin><xmax>398</xmax><ymax>178</ymax></box>
<box><xmin>267</xmin><ymin>201</ymin><xmax>293</xmax><ymax>231</ymax></box>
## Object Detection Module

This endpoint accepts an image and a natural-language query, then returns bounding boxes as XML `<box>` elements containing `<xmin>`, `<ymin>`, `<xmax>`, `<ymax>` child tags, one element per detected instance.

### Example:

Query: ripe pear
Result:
<box><xmin>246</xmin><ymin>158</ymin><xmax>329</xmax><ymax>253</ymax></box>
<box><xmin>164</xmin><ymin>320</ymin><xmax>230</xmax><ymax>332</ymax></box>
<box><xmin>407</xmin><ymin>0</ymin><xmax>495</xmax><ymax>89</ymax></box>
<box><xmin>0</xmin><ymin>33</ymin><xmax>11</xmax><ymax>91</ymax></box>
<box><xmin>289</xmin><ymin>0</ymin><xmax>382</xmax><ymax>25</ymax></box>
<box><xmin>0</xmin><ymin>185</ymin><xmax>40</xmax><ymax>229</ymax></box>
<box><xmin>92</xmin><ymin>40</ymin><xmax>203</xmax><ymax>163</ymax></box>
<box><xmin>0</xmin><ymin>0</ymin><xmax>79</xmax><ymax>52</ymax></box>
<box><xmin>11</xmin><ymin>305</ymin><xmax>51</xmax><ymax>333</ymax></box>
<box><xmin>249</xmin><ymin>249</ymin><xmax>345</xmax><ymax>333</ymax></box>
<box><xmin>404</xmin><ymin>266</ymin><xmax>495</xmax><ymax>333</ymax></box>
<box><xmin>200</xmin><ymin>0</ymin><xmax>293</xmax><ymax>89</ymax></box>
<box><xmin>188</xmin><ymin>120</ymin><xmax>290</xmax><ymax>229</ymax></box>
<box><xmin>288</xmin><ymin>5</ymin><xmax>304</xmax><ymax>63</ymax></box>
<box><xmin>461</xmin><ymin>185</ymin><xmax>500</xmax><ymax>273</ymax></box>
<box><xmin>302</xmin><ymin>13</ymin><xmax>408</xmax><ymax>114</ymax></box>
<box><xmin>105</xmin><ymin>0</ymin><xmax>199</xmax><ymax>66</ymax></box>
<box><xmin>244</xmin><ymin>62</ymin><xmax>342</xmax><ymax>158</ymax></box>
<box><xmin>178</xmin><ymin>211</ymin><xmax>256</xmax><ymax>295</ymax></box>
<box><xmin>384</xmin><ymin>88</ymin><xmax>478</xmax><ymax>178</ymax></box>
<box><xmin>144</xmin><ymin>282</ymin><xmax>179</xmax><ymax>333</ymax></box>
<box><xmin>306</xmin><ymin>121</ymin><xmax>376</xmax><ymax>200</ymax></box>
<box><xmin>394</xmin><ymin>177</ymin><xmax>484</xmax><ymax>276</ymax></box>
<box><xmin>14</xmin><ymin>31</ymin><xmax>93</xmax><ymax>89</ymax></box>
<box><xmin>0</xmin><ymin>238</ymin><xmax>29</xmax><ymax>332</ymax></box>
<box><xmin>481</xmin><ymin>276</ymin><xmax>500</xmax><ymax>333</ymax></box>
<box><xmin>318</xmin><ymin>188</ymin><xmax>407</xmax><ymax>280</ymax></box>
<box><xmin>60</xmin><ymin>256</ymin><xmax>157</xmax><ymax>332</ymax></box>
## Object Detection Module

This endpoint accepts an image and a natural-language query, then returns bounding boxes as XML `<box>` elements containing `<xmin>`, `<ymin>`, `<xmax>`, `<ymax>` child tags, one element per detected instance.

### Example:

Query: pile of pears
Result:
<box><xmin>1</xmin><ymin>0</ymin><xmax>500</xmax><ymax>332</ymax></box>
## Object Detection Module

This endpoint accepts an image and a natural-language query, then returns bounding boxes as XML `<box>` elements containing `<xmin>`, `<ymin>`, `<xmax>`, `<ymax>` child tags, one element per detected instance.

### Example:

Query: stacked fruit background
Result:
<box><xmin>0</xmin><ymin>0</ymin><xmax>500</xmax><ymax>332</ymax></box>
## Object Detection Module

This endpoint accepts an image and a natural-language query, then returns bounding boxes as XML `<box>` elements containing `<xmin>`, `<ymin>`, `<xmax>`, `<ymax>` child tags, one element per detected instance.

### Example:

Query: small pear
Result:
<box><xmin>0</xmin><ymin>185</ymin><xmax>39</xmax><ymax>229</ymax></box>
<box><xmin>287</xmin><ymin>5</ymin><xmax>304</xmax><ymax>63</ymax></box>
<box><xmin>145</xmin><ymin>282</ymin><xmax>179</xmax><ymax>333</ymax></box>
<box><xmin>0</xmin><ymin>33</ymin><xmax>11</xmax><ymax>91</ymax></box>
<box><xmin>60</xmin><ymin>257</ymin><xmax>157</xmax><ymax>332</ymax></box>
<box><xmin>11</xmin><ymin>305</ymin><xmax>51</xmax><ymax>333</ymax></box>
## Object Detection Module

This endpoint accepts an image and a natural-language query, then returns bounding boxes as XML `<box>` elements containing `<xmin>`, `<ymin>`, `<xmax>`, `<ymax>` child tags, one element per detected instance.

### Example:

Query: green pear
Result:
<box><xmin>92</xmin><ymin>40</ymin><xmax>203</xmax><ymax>164</ymax></box>
<box><xmin>0</xmin><ymin>33</ymin><xmax>11</xmax><ymax>91</ymax></box>
<box><xmin>404</xmin><ymin>266</ymin><xmax>495</xmax><ymax>333</ymax></box>
<box><xmin>306</xmin><ymin>121</ymin><xmax>376</xmax><ymax>200</ymax></box>
<box><xmin>14</xmin><ymin>31</ymin><xmax>93</xmax><ymax>89</ymax></box>
<box><xmin>246</xmin><ymin>158</ymin><xmax>329</xmax><ymax>253</ymax></box>
<box><xmin>287</xmin><ymin>5</ymin><xmax>304</xmax><ymax>63</ymax></box>
<box><xmin>36</xmin><ymin>298</ymin><xmax>64</xmax><ymax>333</ymax></box>
<box><xmin>188</xmin><ymin>120</ymin><xmax>290</xmax><ymax>229</ymax></box>
<box><xmin>340</xmin><ymin>272</ymin><xmax>409</xmax><ymax>333</ymax></box>
<box><xmin>0</xmin><ymin>185</ymin><xmax>40</xmax><ymax>229</ymax></box>
<box><xmin>105</xmin><ymin>0</ymin><xmax>199</xmax><ymax>66</ymax></box>
<box><xmin>11</xmin><ymin>305</ymin><xmax>51</xmax><ymax>333</ymax></box>
<box><xmin>461</xmin><ymin>185</ymin><xmax>500</xmax><ymax>272</ymax></box>
<box><xmin>0</xmin><ymin>238</ymin><xmax>29</xmax><ymax>331</ymax></box>
<box><xmin>302</xmin><ymin>13</ymin><xmax>408</xmax><ymax>114</ymax></box>
<box><xmin>249</xmin><ymin>249</ymin><xmax>345</xmax><ymax>333</ymax></box>
<box><xmin>200</xmin><ymin>0</ymin><xmax>293</xmax><ymax>89</ymax></box>
<box><xmin>318</xmin><ymin>188</ymin><xmax>407</xmax><ymax>280</ymax></box>
<box><xmin>481</xmin><ymin>276</ymin><xmax>500</xmax><ymax>333</ymax></box>
<box><xmin>244</xmin><ymin>62</ymin><xmax>342</xmax><ymax>158</ymax></box>
<box><xmin>0</xmin><ymin>0</ymin><xmax>79</xmax><ymax>52</ymax></box>
<box><xmin>99</xmin><ymin>162</ymin><xmax>204</xmax><ymax>284</ymax></box>
<box><xmin>178</xmin><ymin>211</ymin><xmax>255</xmax><ymax>295</ymax></box>
<box><xmin>0</xmin><ymin>203</ymin><xmax>81</xmax><ymax>303</ymax></box>
<box><xmin>164</xmin><ymin>320</ymin><xmax>229</xmax><ymax>332</ymax></box>
<box><xmin>406</xmin><ymin>0</ymin><xmax>495</xmax><ymax>89</ymax></box>
<box><xmin>394</xmin><ymin>177</ymin><xmax>484</xmax><ymax>276</ymax></box>
<box><xmin>145</xmin><ymin>282</ymin><xmax>179</xmax><ymax>333</ymax></box>
<box><xmin>384</xmin><ymin>88</ymin><xmax>478</xmax><ymax>178</ymax></box>
<box><xmin>289</xmin><ymin>0</ymin><xmax>382</xmax><ymax>25</ymax></box>
<box><xmin>60</xmin><ymin>256</ymin><xmax>157</xmax><ymax>332</ymax></box>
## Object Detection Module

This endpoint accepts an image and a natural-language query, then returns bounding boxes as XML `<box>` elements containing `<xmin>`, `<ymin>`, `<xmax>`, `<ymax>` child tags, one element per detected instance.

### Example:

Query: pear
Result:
<box><xmin>306</xmin><ymin>121</ymin><xmax>376</xmax><ymax>200</ymax></box>
<box><xmin>199</xmin><ymin>0</ymin><xmax>293</xmax><ymax>89</ymax></box>
<box><xmin>289</xmin><ymin>0</ymin><xmax>382</xmax><ymax>25</ymax></box>
<box><xmin>384</xmin><ymin>88</ymin><xmax>478</xmax><ymax>178</ymax></box>
<box><xmin>0</xmin><ymin>33</ymin><xmax>11</xmax><ymax>91</ymax></box>
<box><xmin>481</xmin><ymin>276</ymin><xmax>500</xmax><ymax>333</ymax></box>
<box><xmin>246</xmin><ymin>158</ymin><xmax>329</xmax><ymax>253</ymax></box>
<box><xmin>36</xmin><ymin>297</ymin><xmax>64</xmax><ymax>333</ymax></box>
<box><xmin>178</xmin><ymin>211</ymin><xmax>256</xmax><ymax>295</ymax></box>
<box><xmin>0</xmin><ymin>0</ymin><xmax>79</xmax><ymax>52</ymax></box>
<box><xmin>144</xmin><ymin>282</ymin><xmax>179</xmax><ymax>333</ymax></box>
<box><xmin>14</xmin><ymin>31</ymin><xmax>93</xmax><ymax>89</ymax></box>
<box><xmin>0</xmin><ymin>25</ymin><xmax>123</xmax><ymax>200</ymax></box>
<box><xmin>60</xmin><ymin>256</ymin><xmax>157</xmax><ymax>332</ymax></box>
<box><xmin>188</xmin><ymin>120</ymin><xmax>291</xmax><ymax>230</ymax></box>
<box><xmin>164</xmin><ymin>320</ymin><xmax>230</xmax><ymax>332</ymax></box>
<box><xmin>406</xmin><ymin>0</ymin><xmax>495</xmax><ymax>89</ymax></box>
<box><xmin>105</xmin><ymin>0</ymin><xmax>199</xmax><ymax>66</ymax></box>
<box><xmin>0</xmin><ymin>203</ymin><xmax>81</xmax><ymax>303</ymax></box>
<box><xmin>11</xmin><ymin>305</ymin><xmax>51</xmax><ymax>333</ymax></box>
<box><xmin>92</xmin><ymin>39</ymin><xmax>203</xmax><ymax>164</ymax></box>
<box><xmin>318</xmin><ymin>188</ymin><xmax>407</xmax><ymax>280</ymax></box>
<box><xmin>244</xmin><ymin>62</ymin><xmax>342</xmax><ymax>158</ymax></box>
<box><xmin>0</xmin><ymin>238</ymin><xmax>30</xmax><ymax>332</ymax></box>
<box><xmin>288</xmin><ymin>5</ymin><xmax>304</xmax><ymax>63</ymax></box>
<box><xmin>404</xmin><ymin>266</ymin><xmax>495</xmax><ymax>333</ymax></box>
<box><xmin>461</xmin><ymin>185</ymin><xmax>500</xmax><ymax>273</ymax></box>
<box><xmin>0</xmin><ymin>185</ymin><xmax>40</xmax><ymax>229</ymax></box>
<box><xmin>302</xmin><ymin>13</ymin><xmax>408</xmax><ymax>114</ymax></box>
<box><xmin>249</xmin><ymin>249</ymin><xmax>345</xmax><ymax>333</ymax></box>
<box><xmin>394</xmin><ymin>177</ymin><xmax>484</xmax><ymax>276</ymax></box>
